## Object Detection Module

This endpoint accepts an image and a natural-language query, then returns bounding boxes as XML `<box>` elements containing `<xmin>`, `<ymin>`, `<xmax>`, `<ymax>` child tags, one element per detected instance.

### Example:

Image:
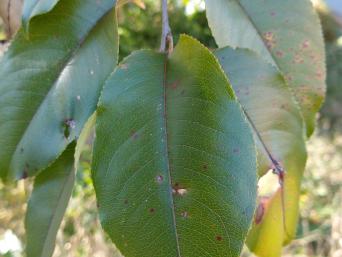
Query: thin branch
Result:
<box><xmin>160</xmin><ymin>0</ymin><xmax>173</xmax><ymax>53</ymax></box>
<box><xmin>7</xmin><ymin>0</ymin><xmax>12</xmax><ymax>37</ymax></box>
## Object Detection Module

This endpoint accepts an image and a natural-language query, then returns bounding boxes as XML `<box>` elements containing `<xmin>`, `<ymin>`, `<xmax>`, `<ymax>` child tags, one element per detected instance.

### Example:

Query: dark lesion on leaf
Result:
<box><xmin>21</xmin><ymin>163</ymin><xmax>30</xmax><ymax>180</ymax></box>
<box><xmin>215</xmin><ymin>235</ymin><xmax>223</xmax><ymax>241</ymax></box>
<box><xmin>63</xmin><ymin>118</ymin><xmax>76</xmax><ymax>139</ymax></box>
<box><xmin>172</xmin><ymin>183</ymin><xmax>187</xmax><ymax>196</ymax></box>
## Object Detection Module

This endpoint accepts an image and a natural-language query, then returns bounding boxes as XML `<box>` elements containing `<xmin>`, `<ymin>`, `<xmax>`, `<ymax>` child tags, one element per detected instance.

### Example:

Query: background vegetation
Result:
<box><xmin>0</xmin><ymin>0</ymin><xmax>341</xmax><ymax>256</ymax></box>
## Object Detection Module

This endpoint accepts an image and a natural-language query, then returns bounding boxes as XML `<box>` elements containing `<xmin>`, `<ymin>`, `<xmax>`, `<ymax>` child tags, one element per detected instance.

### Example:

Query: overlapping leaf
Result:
<box><xmin>215</xmin><ymin>48</ymin><xmax>307</xmax><ymax>256</ymax></box>
<box><xmin>92</xmin><ymin>35</ymin><xmax>257</xmax><ymax>257</ymax></box>
<box><xmin>25</xmin><ymin>142</ymin><xmax>76</xmax><ymax>257</ymax></box>
<box><xmin>0</xmin><ymin>0</ymin><xmax>118</xmax><ymax>181</ymax></box>
<box><xmin>205</xmin><ymin>0</ymin><xmax>326</xmax><ymax>136</ymax></box>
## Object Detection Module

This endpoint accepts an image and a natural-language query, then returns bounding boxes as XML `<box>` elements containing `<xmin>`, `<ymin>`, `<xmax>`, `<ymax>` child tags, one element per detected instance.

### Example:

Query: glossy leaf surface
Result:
<box><xmin>93</xmin><ymin>35</ymin><xmax>257</xmax><ymax>257</ymax></box>
<box><xmin>25</xmin><ymin>143</ymin><xmax>76</xmax><ymax>257</ymax></box>
<box><xmin>215</xmin><ymin>47</ymin><xmax>307</xmax><ymax>255</ymax></box>
<box><xmin>205</xmin><ymin>0</ymin><xmax>326</xmax><ymax>136</ymax></box>
<box><xmin>0</xmin><ymin>0</ymin><xmax>118</xmax><ymax>181</ymax></box>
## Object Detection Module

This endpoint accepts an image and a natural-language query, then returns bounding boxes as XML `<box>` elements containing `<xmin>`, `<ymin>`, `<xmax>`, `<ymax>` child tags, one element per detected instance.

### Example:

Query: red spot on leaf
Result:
<box><xmin>302</xmin><ymin>40</ymin><xmax>310</xmax><ymax>49</ymax></box>
<box><xmin>169</xmin><ymin>80</ymin><xmax>180</xmax><ymax>90</ymax></box>
<box><xmin>276</xmin><ymin>51</ymin><xmax>284</xmax><ymax>57</ymax></box>
<box><xmin>216</xmin><ymin>235</ymin><xmax>223</xmax><ymax>241</ymax></box>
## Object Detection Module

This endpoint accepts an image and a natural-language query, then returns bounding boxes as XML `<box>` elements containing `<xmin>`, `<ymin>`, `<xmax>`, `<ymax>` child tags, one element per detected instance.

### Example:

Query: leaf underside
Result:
<box><xmin>205</xmin><ymin>0</ymin><xmax>326</xmax><ymax>137</ymax></box>
<box><xmin>215</xmin><ymin>47</ymin><xmax>307</xmax><ymax>255</ymax></box>
<box><xmin>0</xmin><ymin>0</ymin><xmax>118</xmax><ymax>181</ymax></box>
<box><xmin>92</xmin><ymin>35</ymin><xmax>257</xmax><ymax>257</ymax></box>
<box><xmin>22</xmin><ymin>0</ymin><xmax>60</xmax><ymax>31</ymax></box>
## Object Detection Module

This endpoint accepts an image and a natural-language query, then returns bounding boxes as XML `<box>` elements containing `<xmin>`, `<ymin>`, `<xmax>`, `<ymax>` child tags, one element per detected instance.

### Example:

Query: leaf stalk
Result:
<box><xmin>160</xmin><ymin>0</ymin><xmax>173</xmax><ymax>54</ymax></box>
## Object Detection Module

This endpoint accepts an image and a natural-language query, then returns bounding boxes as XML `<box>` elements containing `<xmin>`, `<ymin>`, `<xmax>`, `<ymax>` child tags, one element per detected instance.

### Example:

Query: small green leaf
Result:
<box><xmin>215</xmin><ymin>47</ymin><xmax>307</xmax><ymax>255</ymax></box>
<box><xmin>0</xmin><ymin>0</ymin><xmax>118</xmax><ymax>181</ymax></box>
<box><xmin>205</xmin><ymin>0</ymin><xmax>326</xmax><ymax>136</ymax></box>
<box><xmin>75</xmin><ymin>112</ymin><xmax>96</xmax><ymax>169</ymax></box>
<box><xmin>92</xmin><ymin>35</ymin><xmax>257</xmax><ymax>257</ymax></box>
<box><xmin>22</xmin><ymin>0</ymin><xmax>60</xmax><ymax>31</ymax></box>
<box><xmin>25</xmin><ymin>142</ymin><xmax>76</xmax><ymax>257</ymax></box>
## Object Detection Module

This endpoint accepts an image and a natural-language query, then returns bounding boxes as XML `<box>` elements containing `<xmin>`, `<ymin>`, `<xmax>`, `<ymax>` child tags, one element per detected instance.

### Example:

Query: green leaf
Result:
<box><xmin>75</xmin><ymin>112</ymin><xmax>96</xmax><ymax>169</ymax></box>
<box><xmin>205</xmin><ymin>0</ymin><xmax>326</xmax><ymax>136</ymax></box>
<box><xmin>92</xmin><ymin>35</ymin><xmax>257</xmax><ymax>257</ymax></box>
<box><xmin>25</xmin><ymin>142</ymin><xmax>76</xmax><ymax>257</ymax></box>
<box><xmin>215</xmin><ymin>47</ymin><xmax>307</xmax><ymax>255</ymax></box>
<box><xmin>22</xmin><ymin>0</ymin><xmax>59</xmax><ymax>31</ymax></box>
<box><xmin>0</xmin><ymin>0</ymin><xmax>118</xmax><ymax>181</ymax></box>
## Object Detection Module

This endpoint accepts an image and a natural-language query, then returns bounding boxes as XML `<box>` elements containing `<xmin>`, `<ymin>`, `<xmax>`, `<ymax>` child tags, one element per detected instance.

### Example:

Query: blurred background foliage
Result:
<box><xmin>0</xmin><ymin>0</ymin><xmax>342</xmax><ymax>256</ymax></box>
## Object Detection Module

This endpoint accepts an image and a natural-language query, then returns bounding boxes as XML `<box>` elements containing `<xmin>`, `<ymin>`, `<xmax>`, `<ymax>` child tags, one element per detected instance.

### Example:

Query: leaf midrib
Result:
<box><xmin>162</xmin><ymin>55</ymin><xmax>181</xmax><ymax>257</ymax></box>
<box><xmin>234</xmin><ymin>0</ymin><xmax>279</xmax><ymax>69</ymax></box>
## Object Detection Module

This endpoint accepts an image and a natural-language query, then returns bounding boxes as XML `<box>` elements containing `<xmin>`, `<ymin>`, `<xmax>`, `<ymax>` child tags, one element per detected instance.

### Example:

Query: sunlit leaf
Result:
<box><xmin>92</xmin><ymin>35</ymin><xmax>257</xmax><ymax>257</ymax></box>
<box><xmin>205</xmin><ymin>0</ymin><xmax>326</xmax><ymax>136</ymax></box>
<box><xmin>215</xmin><ymin>47</ymin><xmax>307</xmax><ymax>256</ymax></box>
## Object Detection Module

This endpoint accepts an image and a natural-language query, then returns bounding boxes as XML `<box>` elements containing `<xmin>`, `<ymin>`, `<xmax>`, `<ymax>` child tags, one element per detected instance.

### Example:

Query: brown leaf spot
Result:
<box><xmin>168</xmin><ymin>80</ymin><xmax>180</xmax><ymax>90</ymax></box>
<box><xmin>216</xmin><ymin>235</ymin><xmax>223</xmax><ymax>241</ymax></box>
<box><xmin>275</xmin><ymin>50</ymin><xmax>284</xmax><ymax>57</ymax></box>
<box><xmin>263</xmin><ymin>32</ymin><xmax>276</xmax><ymax>49</ymax></box>
<box><xmin>149</xmin><ymin>208</ymin><xmax>155</xmax><ymax>213</ymax></box>
<box><xmin>255</xmin><ymin>197</ymin><xmax>270</xmax><ymax>224</ymax></box>
<box><xmin>172</xmin><ymin>183</ymin><xmax>188</xmax><ymax>196</ymax></box>
<box><xmin>181</xmin><ymin>211</ymin><xmax>189</xmax><ymax>218</ymax></box>
<box><xmin>293</xmin><ymin>53</ymin><xmax>304</xmax><ymax>64</ymax></box>
<box><xmin>302</xmin><ymin>40</ymin><xmax>310</xmax><ymax>49</ymax></box>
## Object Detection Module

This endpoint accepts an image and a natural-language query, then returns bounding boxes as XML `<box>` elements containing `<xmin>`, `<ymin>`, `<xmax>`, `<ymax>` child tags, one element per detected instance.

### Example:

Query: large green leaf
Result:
<box><xmin>205</xmin><ymin>0</ymin><xmax>326</xmax><ymax>136</ymax></box>
<box><xmin>92</xmin><ymin>35</ymin><xmax>257</xmax><ymax>257</ymax></box>
<box><xmin>25</xmin><ymin>142</ymin><xmax>76</xmax><ymax>257</ymax></box>
<box><xmin>215</xmin><ymin>48</ymin><xmax>307</xmax><ymax>255</ymax></box>
<box><xmin>0</xmin><ymin>0</ymin><xmax>118</xmax><ymax>181</ymax></box>
<box><xmin>22</xmin><ymin>0</ymin><xmax>59</xmax><ymax>31</ymax></box>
